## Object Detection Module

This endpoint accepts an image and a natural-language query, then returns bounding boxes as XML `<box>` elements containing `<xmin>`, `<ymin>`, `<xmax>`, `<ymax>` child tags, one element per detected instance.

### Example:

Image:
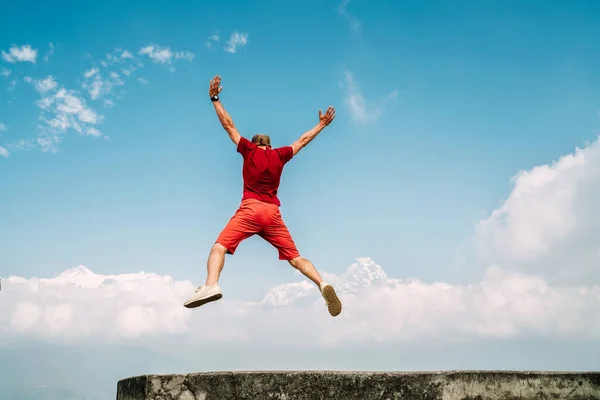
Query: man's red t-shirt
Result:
<box><xmin>236</xmin><ymin>136</ymin><xmax>294</xmax><ymax>206</ymax></box>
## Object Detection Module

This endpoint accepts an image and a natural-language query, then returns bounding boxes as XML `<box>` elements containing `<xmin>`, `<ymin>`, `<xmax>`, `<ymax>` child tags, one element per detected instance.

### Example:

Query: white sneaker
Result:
<box><xmin>319</xmin><ymin>282</ymin><xmax>342</xmax><ymax>317</ymax></box>
<box><xmin>183</xmin><ymin>284</ymin><xmax>222</xmax><ymax>308</ymax></box>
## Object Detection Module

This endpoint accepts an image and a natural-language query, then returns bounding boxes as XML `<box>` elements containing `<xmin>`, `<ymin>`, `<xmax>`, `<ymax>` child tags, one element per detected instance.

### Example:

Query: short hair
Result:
<box><xmin>251</xmin><ymin>134</ymin><xmax>271</xmax><ymax>147</ymax></box>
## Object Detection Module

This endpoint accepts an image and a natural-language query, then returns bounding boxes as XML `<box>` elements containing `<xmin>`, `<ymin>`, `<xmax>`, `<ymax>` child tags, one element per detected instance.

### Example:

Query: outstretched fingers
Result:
<box><xmin>323</xmin><ymin>106</ymin><xmax>336</xmax><ymax>124</ymax></box>
<box><xmin>209</xmin><ymin>75</ymin><xmax>223</xmax><ymax>96</ymax></box>
<box><xmin>327</xmin><ymin>106</ymin><xmax>336</xmax><ymax>119</ymax></box>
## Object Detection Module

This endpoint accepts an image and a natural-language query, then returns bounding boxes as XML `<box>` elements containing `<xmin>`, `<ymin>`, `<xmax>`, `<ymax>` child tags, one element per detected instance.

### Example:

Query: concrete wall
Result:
<box><xmin>116</xmin><ymin>370</ymin><xmax>600</xmax><ymax>400</ymax></box>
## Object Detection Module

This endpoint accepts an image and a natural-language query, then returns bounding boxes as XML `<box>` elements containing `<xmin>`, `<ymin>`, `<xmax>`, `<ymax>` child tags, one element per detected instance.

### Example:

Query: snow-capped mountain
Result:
<box><xmin>40</xmin><ymin>265</ymin><xmax>106</xmax><ymax>288</ymax></box>
<box><xmin>259</xmin><ymin>257</ymin><xmax>399</xmax><ymax>307</ymax></box>
<box><xmin>8</xmin><ymin>265</ymin><xmax>166</xmax><ymax>289</ymax></box>
<box><xmin>339</xmin><ymin>256</ymin><xmax>390</xmax><ymax>292</ymax></box>
<box><xmin>259</xmin><ymin>281</ymin><xmax>318</xmax><ymax>307</ymax></box>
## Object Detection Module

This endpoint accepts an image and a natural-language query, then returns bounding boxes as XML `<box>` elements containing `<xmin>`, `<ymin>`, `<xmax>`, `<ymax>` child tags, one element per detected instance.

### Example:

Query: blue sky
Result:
<box><xmin>2</xmin><ymin>0</ymin><xmax>598</xmax><ymax>288</ymax></box>
<box><xmin>2</xmin><ymin>0</ymin><xmax>600</xmax><ymax>371</ymax></box>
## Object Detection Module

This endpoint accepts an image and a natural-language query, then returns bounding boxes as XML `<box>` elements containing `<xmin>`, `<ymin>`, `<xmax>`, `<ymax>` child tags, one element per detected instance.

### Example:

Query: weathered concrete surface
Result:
<box><xmin>116</xmin><ymin>370</ymin><xmax>600</xmax><ymax>400</ymax></box>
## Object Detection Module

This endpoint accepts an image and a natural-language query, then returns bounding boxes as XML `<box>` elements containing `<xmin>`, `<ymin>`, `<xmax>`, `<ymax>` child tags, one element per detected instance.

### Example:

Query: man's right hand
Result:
<box><xmin>209</xmin><ymin>75</ymin><xmax>223</xmax><ymax>98</ymax></box>
<box><xmin>318</xmin><ymin>106</ymin><xmax>336</xmax><ymax>127</ymax></box>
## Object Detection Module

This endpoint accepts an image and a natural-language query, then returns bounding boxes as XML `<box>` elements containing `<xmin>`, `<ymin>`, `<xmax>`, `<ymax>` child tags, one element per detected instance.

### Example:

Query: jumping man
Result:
<box><xmin>183</xmin><ymin>75</ymin><xmax>342</xmax><ymax>317</ymax></box>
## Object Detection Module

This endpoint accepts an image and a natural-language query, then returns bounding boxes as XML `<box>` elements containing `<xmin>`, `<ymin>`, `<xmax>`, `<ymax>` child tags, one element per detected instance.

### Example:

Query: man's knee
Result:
<box><xmin>288</xmin><ymin>256</ymin><xmax>304</xmax><ymax>268</ymax></box>
<box><xmin>211</xmin><ymin>242</ymin><xmax>228</xmax><ymax>254</ymax></box>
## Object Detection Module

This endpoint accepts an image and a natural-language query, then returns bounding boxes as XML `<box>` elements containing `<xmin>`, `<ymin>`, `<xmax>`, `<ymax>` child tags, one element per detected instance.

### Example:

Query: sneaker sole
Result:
<box><xmin>322</xmin><ymin>285</ymin><xmax>342</xmax><ymax>317</ymax></box>
<box><xmin>184</xmin><ymin>293</ymin><xmax>223</xmax><ymax>309</ymax></box>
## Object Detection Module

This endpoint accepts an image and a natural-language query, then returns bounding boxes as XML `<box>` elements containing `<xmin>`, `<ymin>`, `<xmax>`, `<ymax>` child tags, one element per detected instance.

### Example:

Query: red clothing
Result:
<box><xmin>236</xmin><ymin>136</ymin><xmax>294</xmax><ymax>207</ymax></box>
<box><xmin>216</xmin><ymin>198</ymin><xmax>300</xmax><ymax>260</ymax></box>
<box><xmin>214</xmin><ymin>136</ymin><xmax>299</xmax><ymax>260</ymax></box>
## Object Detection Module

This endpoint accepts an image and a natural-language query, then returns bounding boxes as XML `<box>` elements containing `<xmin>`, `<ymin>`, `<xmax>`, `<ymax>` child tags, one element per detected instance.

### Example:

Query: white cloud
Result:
<box><xmin>337</xmin><ymin>0</ymin><xmax>361</xmax><ymax>34</ymax></box>
<box><xmin>0</xmin><ymin>146</ymin><xmax>8</xmax><ymax>157</ymax></box>
<box><xmin>78</xmin><ymin>48</ymin><xmax>146</xmax><ymax>108</ymax></box>
<box><xmin>137</xmin><ymin>78</ymin><xmax>149</xmax><ymax>85</ymax></box>
<box><xmin>79</xmin><ymin>44</ymin><xmax>192</xmax><ymax>105</ymax></box>
<box><xmin>86</xmin><ymin>127</ymin><xmax>102</xmax><ymax>137</ymax></box>
<box><xmin>34</xmin><ymin>76</ymin><xmax>58</xmax><ymax>93</ymax></box>
<box><xmin>4</xmin><ymin>136</ymin><xmax>600</xmax><ymax>343</ymax></box>
<box><xmin>138</xmin><ymin>44</ymin><xmax>195</xmax><ymax>65</ymax></box>
<box><xmin>341</xmin><ymin>70</ymin><xmax>397</xmax><ymax>123</ymax></box>
<box><xmin>0</xmin><ymin>122</ymin><xmax>7</xmax><ymax>131</ymax></box>
<box><xmin>138</xmin><ymin>45</ymin><xmax>164</xmax><ymax>61</ymax></box>
<box><xmin>207</xmin><ymin>32</ymin><xmax>220</xmax><ymax>49</ymax></box>
<box><xmin>224</xmin><ymin>31</ymin><xmax>248</xmax><ymax>54</ymax></box>
<box><xmin>120</xmin><ymin>67</ymin><xmax>135</xmax><ymax>77</ymax></box>
<box><xmin>174</xmin><ymin>51</ymin><xmax>195</xmax><ymax>61</ymax></box>
<box><xmin>81</xmin><ymin>67</ymin><xmax>126</xmax><ymax>101</ymax></box>
<box><xmin>22</xmin><ymin>76</ymin><xmax>104</xmax><ymax>151</ymax></box>
<box><xmin>84</xmin><ymin>68</ymin><xmax>99</xmax><ymax>78</ymax></box>
<box><xmin>2</xmin><ymin>44</ymin><xmax>37</xmax><ymax>63</ymax></box>
<box><xmin>2</xmin><ymin>255</ymin><xmax>599</xmax><ymax>345</ymax></box>
<box><xmin>1</xmin><ymin>266</ymin><xmax>194</xmax><ymax>340</ymax></box>
<box><xmin>472</xmin><ymin>135</ymin><xmax>600</xmax><ymax>284</ymax></box>
<box><xmin>2</xmin><ymin>43</ymin><xmax>197</xmax><ymax>156</ymax></box>
<box><xmin>8</xmin><ymin>138</ymin><xmax>35</xmax><ymax>152</ymax></box>
<box><xmin>95</xmin><ymin>48</ymin><xmax>140</xmax><ymax>70</ymax></box>
<box><xmin>43</xmin><ymin>42</ymin><xmax>55</xmax><ymax>62</ymax></box>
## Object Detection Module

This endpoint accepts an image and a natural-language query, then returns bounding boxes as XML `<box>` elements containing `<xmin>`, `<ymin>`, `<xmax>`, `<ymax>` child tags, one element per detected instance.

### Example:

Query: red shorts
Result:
<box><xmin>215</xmin><ymin>199</ymin><xmax>300</xmax><ymax>260</ymax></box>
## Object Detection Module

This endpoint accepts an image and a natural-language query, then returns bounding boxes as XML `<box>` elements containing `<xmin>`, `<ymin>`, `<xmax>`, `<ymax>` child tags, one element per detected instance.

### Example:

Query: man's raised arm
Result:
<box><xmin>209</xmin><ymin>75</ymin><xmax>241</xmax><ymax>146</ymax></box>
<box><xmin>291</xmin><ymin>106</ymin><xmax>336</xmax><ymax>156</ymax></box>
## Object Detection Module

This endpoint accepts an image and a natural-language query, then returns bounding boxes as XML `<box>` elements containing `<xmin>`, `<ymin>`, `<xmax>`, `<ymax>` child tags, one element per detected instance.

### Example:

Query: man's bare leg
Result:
<box><xmin>288</xmin><ymin>256</ymin><xmax>323</xmax><ymax>287</ymax></box>
<box><xmin>288</xmin><ymin>256</ymin><xmax>342</xmax><ymax>317</ymax></box>
<box><xmin>183</xmin><ymin>243</ymin><xmax>228</xmax><ymax>308</ymax></box>
<box><xmin>205</xmin><ymin>243</ymin><xmax>228</xmax><ymax>286</ymax></box>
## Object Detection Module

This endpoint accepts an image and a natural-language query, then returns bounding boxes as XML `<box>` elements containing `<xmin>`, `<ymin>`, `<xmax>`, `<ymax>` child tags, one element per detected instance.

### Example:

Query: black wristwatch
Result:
<box><xmin>210</xmin><ymin>94</ymin><xmax>219</xmax><ymax>102</ymax></box>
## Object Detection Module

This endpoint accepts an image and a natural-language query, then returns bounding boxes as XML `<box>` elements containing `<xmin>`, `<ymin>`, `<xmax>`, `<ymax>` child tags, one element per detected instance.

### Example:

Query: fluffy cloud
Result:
<box><xmin>79</xmin><ymin>48</ymin><xmax>143</xmax><ymax>105</ymax></box>
<box><xmin>3</xmin><ymin>137</ymin><xmax>600</xmax><ymax>344</ymax></box>
<box><xmin>341</xmin><ymin>71</ymin><xmax>398</xmax><ymax>123</ymax></box>
<box><xmin>473</xmin><ymin>135</ymin><xmax>600</xmax><ymax>284</ymax></box>
<box><xmin>1</xmin><ymin>266</ymin><xmax>194</xmax><ymax>340</ymax></box>
<box><xmin>43</xmin><ymin>42</ymin><xmax>54</xmax><ymax>62</ymax></box>
<box><xmin>207</xmin><ymin>32</ymin><xmax>220</xmax><ymax>49</ymax></box>
<box><xmin>81</xmin><ymin>67</ymin><xmax>126</xmax><ymax>100</ymax></box>
<box><xmin>81</xmin><ymin>45</ymin><xmax>192</xmax><ymax>104</ymax></box>
<box><xmin>224</xmin><ymin>31</ymin><xmax>248</xmax><ymax>54</ymax></box>
<box><xmin>338</xmin><ymin>0</ymin><xmax>361</xmax><ymax>34</ymax></box>
<box><xmin>2</xmin><ymin>257</ymin><xmax>599</xmax><ymax>345</ymax></box>
<box><xmin>34</xmin><ymin>76</ymin><xmax>58</xmax><ymax>93</ymax></box>
<box><xmin>1</xmin><ymin>43</ymin><xmax>196</xmax><ymax>156</ymax></box>
<box><xmin>2</xmin><ymin>44</ymin><xmax>37</xmax><ymax>63</ymax></box>
<box><xmin>138</xmin><ymin>44</ymin><xmax>195</xmax><ymax>65</ymax></box>
<box><xmin>0</xmin><ymin>123</ymin><xmax>9</xmax><ymax>157</ymax></box>
<box><xmin>24</xmin><ymin>75</ymin><xmax>104</xmax><ymax>152</ymax></box>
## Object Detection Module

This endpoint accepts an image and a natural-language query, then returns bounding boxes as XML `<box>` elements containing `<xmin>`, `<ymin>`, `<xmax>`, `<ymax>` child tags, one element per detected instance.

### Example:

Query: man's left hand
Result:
<box><xmin>209</xmin><ymin>75</ymin><xmax>223</xmax><ymax>97</ymax></box>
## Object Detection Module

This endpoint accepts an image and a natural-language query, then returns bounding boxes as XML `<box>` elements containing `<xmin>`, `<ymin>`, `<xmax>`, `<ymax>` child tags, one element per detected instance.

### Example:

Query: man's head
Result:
<box><xmin>252</xmin><ymin>134</ymin><xmax>271</xmax><ymax>148</ymax></box>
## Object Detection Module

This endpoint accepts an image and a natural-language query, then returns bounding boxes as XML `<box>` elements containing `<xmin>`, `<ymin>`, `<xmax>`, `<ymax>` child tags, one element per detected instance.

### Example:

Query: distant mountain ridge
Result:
<box><xmin>259</xmin><ymin>257</ymin><xmax>405</xmax><ymax>307</ymax></box>
<box><xmin>7</xmin><ymin>264</ymin><xmax>174</xmax><ymax>290</ymax></box>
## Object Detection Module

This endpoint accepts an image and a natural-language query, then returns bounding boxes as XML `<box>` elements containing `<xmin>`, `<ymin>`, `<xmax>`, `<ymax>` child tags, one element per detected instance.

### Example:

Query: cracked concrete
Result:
<box><xmin>116</xmin><ymin>371</ymin><xmax>600</xmax><ymax>400</ymax></box>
